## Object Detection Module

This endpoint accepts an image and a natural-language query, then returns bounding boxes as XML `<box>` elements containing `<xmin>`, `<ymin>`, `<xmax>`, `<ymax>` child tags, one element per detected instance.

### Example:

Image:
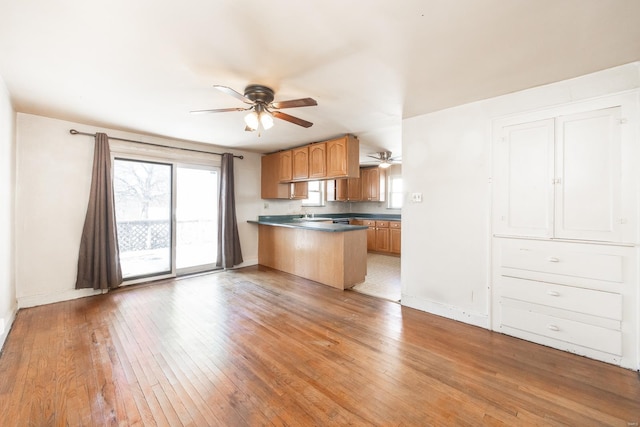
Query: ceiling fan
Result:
<box><xmin>191</xmin><ymin>84</ymin><xmax>317</xmax><ymax>131</ymax></box>
<box><xmin>365</xmin><ymin>151</ymin><xmax>401</xmax><ymax>169</ymax></box>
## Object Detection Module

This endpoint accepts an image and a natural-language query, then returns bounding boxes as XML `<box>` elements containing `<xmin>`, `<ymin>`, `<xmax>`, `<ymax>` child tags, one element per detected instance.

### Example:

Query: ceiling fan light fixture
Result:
<box><xmin>260</xmin><ymin>110</ymin><xmax>274</xmax><ymax>130</ymax></box>
<box><xmin>196</xmin><ymin>84</ymin><xmax>316</xmax><ymax>131</ymax></box>
<box><xmin>379</xmin><ymin>161</ymin><xmax>392</xmax><ymax>169</ymax></box>
<box><xmin>244</xmin><ymin>110</ymin><xmax>259</xmax><ymax>130</ymax></box>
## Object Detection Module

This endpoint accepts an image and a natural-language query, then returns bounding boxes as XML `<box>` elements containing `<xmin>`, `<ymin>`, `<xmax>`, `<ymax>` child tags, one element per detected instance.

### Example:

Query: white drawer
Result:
<box><xmin>501</xmin><ymin>305</ymin><xmax>622</xmax><ymax>355</ymax></box>
<box><xmin>500</xmin><ymin>244</ymin><xmax>623</xmax><ymax>283</ymax></box>
<box><xmin>500</xmin><ymin>277</ymin><xmax>622</xmax><ymax>320</ymax></box>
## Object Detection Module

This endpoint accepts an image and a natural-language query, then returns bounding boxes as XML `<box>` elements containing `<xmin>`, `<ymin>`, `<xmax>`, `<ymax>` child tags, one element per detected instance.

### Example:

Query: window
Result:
<box><xmin>302</xmin><ymin>181</ymin><xmax>325</xmax><ymax>207</ymax></box>
<box><xmin>387</xmin><ymin>174</ymin><xmax>403</xmax><ymax>209</ymax></box>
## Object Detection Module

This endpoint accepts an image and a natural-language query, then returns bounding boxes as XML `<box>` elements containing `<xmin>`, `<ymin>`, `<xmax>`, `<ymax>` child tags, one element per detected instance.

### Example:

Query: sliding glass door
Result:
<box><xmin>176</xmin><ymin>166</ymin><xmax>218</xmax><ymax>274</ymax></box>
<box><xmin>113</xmin><ymin>158</ymin><xmax>219</xmax><ymax>282</ymax></box>
<box><xmin>113</xmin><ymin>159</ymin><xmax>172</xmax><ymax>279</ymax></box>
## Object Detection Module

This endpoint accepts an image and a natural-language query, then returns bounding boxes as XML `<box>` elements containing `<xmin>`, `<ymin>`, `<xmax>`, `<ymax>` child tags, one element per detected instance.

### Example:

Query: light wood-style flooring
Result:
<box><xmin>1</xmin><ymin>266</ymin><xmax>639</xmax><ymax>426</ymax></box>
<box><xmin>351</xmin><ymin>253</ymin><xmax>401</xmax><ymax>302</ymax></box>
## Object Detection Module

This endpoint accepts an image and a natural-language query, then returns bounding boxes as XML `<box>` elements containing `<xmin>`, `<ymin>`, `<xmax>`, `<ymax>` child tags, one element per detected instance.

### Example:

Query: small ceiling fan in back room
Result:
<box><xmin>363</xmin><ymin>151</ymin><xmax>401</xmax><ymax>169</ymax></box>
<box><xmin>191</xmin><ymin>84</ymin><xmax>317</xmax><ymax>132</ymax></box>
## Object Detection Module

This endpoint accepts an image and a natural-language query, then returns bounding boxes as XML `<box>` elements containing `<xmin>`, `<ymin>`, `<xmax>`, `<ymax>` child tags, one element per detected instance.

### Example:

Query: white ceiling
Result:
<box><xmin>1</xmin><ymin>0</ymin><xmax>639</xmax><ymax>159</ymax></box>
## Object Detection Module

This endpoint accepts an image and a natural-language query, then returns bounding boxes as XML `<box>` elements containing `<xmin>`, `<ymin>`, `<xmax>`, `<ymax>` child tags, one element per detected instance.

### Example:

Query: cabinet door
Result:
<box><xmin>375</xmin><ymin>227</ymin><xmax>390</xmax><ymax>252</ymax></box>
<box><xmin>262</xmin><ymin>154</ymin><xmax>307</xmax><ymax>199</ymax></box>
<box><xmin>335</xmin><ymin>179</ymin><xmax>348</xmax><ymax>201</ymax></box>
<box><xmin>262</xmin><ymin>153</ymin><xmax>290</xmax><ymax>199</ymax></box>
<box><xmin>308</xmin><ymin>143</ymin><xmax>326</xmax><ymax>179</ymax></box>
<box><xmin>292</xmin><ymin>147</ymin><xmax>309</xmax><ymax>181</ymax></box>
<box><xmin>279</xmin><ymin>150</ymin><xmax>293</xmax><ymax>182</ymax></box>
<box><xmin>326</xmin><ymin>137</ymin><xmax>348</xmax><ymax>177</ymax></box>
<box><xmin>554</xmin><ymin>107</ymin><xmax>622</xmax><ymax>242</ymax></box>
<box><xmin>361</xmin><ymin>168</ymin><xmax>373</xmax><ymax>200</ymax></box>
<box><xmin>390</xmin><ymin>222</ymin><xmax>401</xmax><ymax>254</ymax></box>
<box><xmin>361</xmin><ymin>220</ymin><xmax>376</xmax><ymax>251</ymax></box>
<box><xmin>493</xmin><ymin>119</ymin><xmax>555</xmax><ymax>238</ymax></box>
<box><xmin>290</xmin><ymin>182</ymin><xmax>308</xmax><ymax>199</ymax></box>
<box><xmin>361</xmin><ymin>168</ymin><xmax>386</xmax><ymax>201</ymax></box>
<box><xmin>347</xmin><ymin>177</ymin><xmax>362</xmax><ymax>201</ymax></box>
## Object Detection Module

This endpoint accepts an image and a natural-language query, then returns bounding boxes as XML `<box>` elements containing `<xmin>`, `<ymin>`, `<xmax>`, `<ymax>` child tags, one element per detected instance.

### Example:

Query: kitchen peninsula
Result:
<box><xmin>249</xmin><ymin>216</ymin><xmax>368</xmax><ymax>289</ymax></box>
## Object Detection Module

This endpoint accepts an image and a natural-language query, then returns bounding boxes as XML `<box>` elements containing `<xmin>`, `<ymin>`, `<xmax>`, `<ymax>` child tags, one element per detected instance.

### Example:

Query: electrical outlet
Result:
<box><xmin>411</xmin><ymin>192</ymin><xmax>423</xmax><ymax>203</ymax></box>
<box><xmin>263</xmin><ymin>202</ymin><xmax>269</xmax><ymax>209</ymax></box>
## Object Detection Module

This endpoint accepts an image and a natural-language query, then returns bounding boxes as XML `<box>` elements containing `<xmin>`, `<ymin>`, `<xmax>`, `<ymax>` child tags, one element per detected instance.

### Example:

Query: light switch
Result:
<box><xmin>411</xmin><ymin>192</ymin><xmax>422</xmax><ymax>203</ymax></box>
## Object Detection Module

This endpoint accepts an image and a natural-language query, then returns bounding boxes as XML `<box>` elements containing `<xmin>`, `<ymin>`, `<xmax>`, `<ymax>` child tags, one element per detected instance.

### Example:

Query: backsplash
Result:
<box><xmin>259</xmin><ymin>198</ymin><xmax>401</xmax><ymax>217</ymax></box>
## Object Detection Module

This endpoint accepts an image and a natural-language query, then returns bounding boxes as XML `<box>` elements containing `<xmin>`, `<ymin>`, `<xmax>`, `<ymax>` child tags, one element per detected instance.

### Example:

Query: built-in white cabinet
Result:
<box><xmin>493</xmin><ymin>105</ymin><xmax>627</xmax><ymax>243</ymax></box>
<box><xmin>491</xmin><ymin>238</ymin><xmax>636</xmax><ymax>368</ymax></box>
<box><xmin>491</xmin><ymin>91</ymin><xmax>639</xmax><ymax>370</ymax></box>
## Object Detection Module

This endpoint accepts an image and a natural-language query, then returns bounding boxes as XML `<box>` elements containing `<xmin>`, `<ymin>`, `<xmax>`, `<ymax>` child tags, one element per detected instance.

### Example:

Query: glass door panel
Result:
<box><xmin>113</xmin><ymin>159</ymin><xmax>172</xmax><ymax>279</ymax></box>
<box><xmin>176</xmin><ymin>166</ymin><xmax>218</xmax><ymax>272</ymax></box>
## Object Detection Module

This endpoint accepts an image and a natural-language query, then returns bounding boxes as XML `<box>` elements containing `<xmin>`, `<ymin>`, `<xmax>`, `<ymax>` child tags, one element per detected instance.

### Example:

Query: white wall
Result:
<box><xmin>0</xmin><ymin>75</ymin><xmax>16</xmax><ymax>350</ymax></box>
<box><xmin>401</xmin><ymin>61</ymin><xmax>640</xmax><ymax>328</ymax></box>
<box><xmin>15</xmin><ymin>114</ymin><xmax>262</xmax><ymax>308</ymax></box>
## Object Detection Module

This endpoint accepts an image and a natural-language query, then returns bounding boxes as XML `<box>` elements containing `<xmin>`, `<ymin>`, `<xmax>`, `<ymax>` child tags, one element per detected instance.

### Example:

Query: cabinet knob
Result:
<box><xmin>547</xmin><ymin>257</ymin><xmax>560</xmax><ymax>263</ymax></box>
<box><xmin>546</xmin><ymin>290</ymin><xmax>560</xmax><ymax>297</ymax></box>
<box><xmin>547</xmin><ymin>324</ymin><xmax>560</xmax><ymax>332</ymax></box>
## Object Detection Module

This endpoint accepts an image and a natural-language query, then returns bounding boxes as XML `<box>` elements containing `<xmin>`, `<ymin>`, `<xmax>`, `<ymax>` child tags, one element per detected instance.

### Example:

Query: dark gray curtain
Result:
<box><xmin>75</xmin><ymin>133</ymin><xmax>122</xmax><ymax>290</ymax></box>
<box><xmin>217</xmin><ymin>153</ymin><xmax>243</xmax><ymax>268</ymax></box>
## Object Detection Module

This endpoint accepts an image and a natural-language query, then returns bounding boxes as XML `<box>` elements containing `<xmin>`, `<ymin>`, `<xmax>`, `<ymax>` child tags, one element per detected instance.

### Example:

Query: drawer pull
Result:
<box><xmin>547</xmin><ymin>257</ymin><xmax>560</xmax><ymax>263</ymax></box>
<box><xmin>547</xmin><ymin>324</ymin><xmax>560</xmax><ymax>332</ymax></box>
<box><xmin>546</xmin><ymin>290</ymin><xmax>560</xmax><ymax>297</ymax></box>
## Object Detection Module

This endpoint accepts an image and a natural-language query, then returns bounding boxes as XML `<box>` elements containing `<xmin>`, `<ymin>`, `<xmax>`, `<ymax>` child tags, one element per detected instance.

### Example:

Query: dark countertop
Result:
<box><xmin>248</xmin><ymin>218</ymin><xmax>368</xmax><ymax>232</ymax></box>
<box><xmin>247</xmin><ymin>213</ymin><xmax>400</xmax><ymax>233</ymax></box>
<box><xmin>256</xmin><ymin>213</ymin><xmax>401</xmax><ymax>222</ymax></box>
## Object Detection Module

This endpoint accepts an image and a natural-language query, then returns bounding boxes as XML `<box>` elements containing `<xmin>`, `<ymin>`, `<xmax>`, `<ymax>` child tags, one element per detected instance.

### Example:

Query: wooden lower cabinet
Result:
<box><xmin>258</xmin><ymin>224</ymin><xmax>367</xmax><ymax>289</ymax></box>
<box><xmin>375</xmin><ymin>221</ymin><xmax>390</xmax><ymax>252</ymax></box>
<box><xmin>358</xmin><ymin>219</ymin><xmax>400</xmax><ymax>255</ymax></box>
<box><xmin>363</xmin><ymin>220</ymin><xmax>376</xmax><ymax>251</ymax></box>
<box><xmin>390</xmin><ymin>221</ymin><xmax>401</xmax><ymax>254</ymax></box>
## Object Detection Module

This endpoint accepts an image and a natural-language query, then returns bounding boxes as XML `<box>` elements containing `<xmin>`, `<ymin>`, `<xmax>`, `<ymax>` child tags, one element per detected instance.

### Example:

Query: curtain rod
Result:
<box><xmin>69</xmin><ymin>129</ymin><xmax>244</xmax><ymax>159</ymax></box>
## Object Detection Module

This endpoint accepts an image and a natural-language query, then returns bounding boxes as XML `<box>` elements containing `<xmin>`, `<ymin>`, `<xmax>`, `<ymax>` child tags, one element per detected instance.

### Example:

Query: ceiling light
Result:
<box><xmin>379</xmin><ymin>161</ymin><xmax>392</xmax><ymax>169</ymax></box>
<box><xmin>244</xmin><ymin>110</ymin><xmax>259</xmax><ymax>130</ymax></box>
<box><xmin>244</xmin><ymin>104</ymin><xmax>274</xmax><ymax>131</ymax></box>
<box><xmin>260</xmin><ymin>110</ymin><xmax>274</xmax><ymax>129</ymax></box>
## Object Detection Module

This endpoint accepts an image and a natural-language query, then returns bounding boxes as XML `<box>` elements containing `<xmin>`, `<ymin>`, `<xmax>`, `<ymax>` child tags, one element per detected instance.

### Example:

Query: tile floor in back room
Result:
<box><xmin>351</xmin><ymin>253</ymin><xmax>401</xmax><ymax>302</ymax></box>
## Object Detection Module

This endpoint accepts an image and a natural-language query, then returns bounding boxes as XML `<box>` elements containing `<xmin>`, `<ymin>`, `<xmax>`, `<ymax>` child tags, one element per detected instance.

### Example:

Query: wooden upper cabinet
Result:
<box><xmin>334</xmin><ymin>179</ymin><xmax>348</xmax><ymax>201</ymax></box>
<box><xmin>326</xmin><ymin>135</ymin><xmax>360</xmax><ymax>179</ymax></box>
<box><xmin>292</xmin><ymin>147</ymin><xmax>309</xmax><ymax>181</ymax></box>
<box><xmin>279</xmin><ymin>150</ymin><xmax>293</xmax><ymax>182</ymax></box>
<box><xmin>270</xmin><ymin>134</ymin><xmax>359</xmax><ymax>183</ymax></box>
<box><xmin>333</xmin><ymin>177</ymin><xmax>362</xmax><ymax>201</ymax></box>
<box><xmin>361</xmin><ymin>167</ymin><xmax>386</xmax><ymax>201</ymax></box>
<box><xmin>290</xmin><ymin>182</ymin><xmax>308</xmax><ymax>199</ymax></box>
<box><xmin>262</xmin><ymin>153</ymin><xmax>308</xmax><ymax>199</ymax></box>
<box><xmin>347</xmin><ymin>177</ymin><xmax>362</xmax><ymax>201</ymax></box>
<box><xmin>308</xmin><ymin>143</ymin><xmax>326</xmax><ymax>179</ymax></box>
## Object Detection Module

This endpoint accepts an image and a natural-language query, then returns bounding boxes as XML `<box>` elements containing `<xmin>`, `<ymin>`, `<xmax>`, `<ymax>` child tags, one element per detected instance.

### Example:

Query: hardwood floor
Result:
<box><xmin>1</xmin><ymin>266</ymin><xmax>638</xmax><ymax>426</ymax></box>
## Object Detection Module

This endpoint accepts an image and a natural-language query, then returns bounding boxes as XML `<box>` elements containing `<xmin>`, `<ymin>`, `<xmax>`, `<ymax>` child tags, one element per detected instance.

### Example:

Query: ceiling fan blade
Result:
<box><xmin>367</xmin><ymin>155</ymin><xmax>382</xmax><ymax>160</ymax></box>
<box><xmin>213</xmin><ymin>85</ymin><xmax>254</xmax><ymax>104</ymax></box>
<box><xmin>190</xmin><ymin>107</ymin><xmax>249</xmax><ymax>114</ymax></box>
<box><xmin>272</xmin><ymin>111</ymin><xmax>313</xmax><ymax>128</ymax></box>
<box><xmin>270</xmin><ymin>98</ymin><xmax>317</xmax><ymax>109</ymax></box>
